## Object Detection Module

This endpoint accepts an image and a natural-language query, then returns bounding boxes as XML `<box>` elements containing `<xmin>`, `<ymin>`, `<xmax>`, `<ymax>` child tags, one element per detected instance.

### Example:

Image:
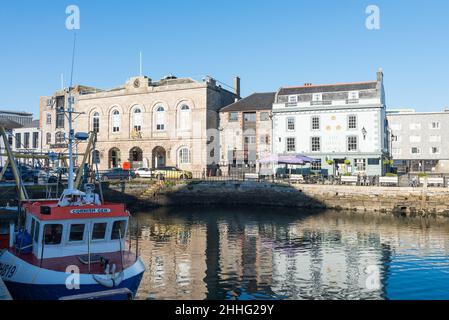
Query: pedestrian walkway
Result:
<box><xmin>0</xmin><ymin>276</ymin><xmax>12</xmax><ymax>300</ymax></box>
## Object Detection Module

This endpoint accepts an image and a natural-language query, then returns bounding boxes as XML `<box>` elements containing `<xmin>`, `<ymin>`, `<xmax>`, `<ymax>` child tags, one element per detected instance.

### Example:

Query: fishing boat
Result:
<box><xmin>0</xmin><ymin>49</ymin><xmax>145</xmax><ymax>299</ymax></box>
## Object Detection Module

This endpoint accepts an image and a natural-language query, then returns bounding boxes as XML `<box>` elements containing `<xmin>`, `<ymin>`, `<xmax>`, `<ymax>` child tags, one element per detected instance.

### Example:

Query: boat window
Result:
<box><xmin>44</xmin><ymin>224</ymin><xmax>63</xmax><ymax>245</ymax></box>
<box><xmin>34</xmin><ymin>221</ymin><xmax>40</xmax><ymax>243</ymax></box>
<box><xmin>69</xmin><ymin>224</ymin><xmax>85</xmax><ymax>242</ymax></box>
<box><xmin>92</xmin><ymin>223</ymin><xmax>107</xmax><ymax>240</ymax></box>
<box><xmin>111</xmin><ymin>220</ymin><xmax>126</xmax><ymax>240</ymax></box>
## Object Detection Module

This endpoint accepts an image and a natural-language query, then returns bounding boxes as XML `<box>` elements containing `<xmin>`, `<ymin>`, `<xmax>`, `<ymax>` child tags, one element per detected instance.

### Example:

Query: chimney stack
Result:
<box><xmin>304</xmin><ymin>83</ymin><xmax>312</xmax><ymax>87</ymax></box>
<box><xmin>234</xmin><ymin>76</ymin><xmax>241</xmax><ymax>99</ymax></box>
<box><xmin>377</xmin><ymin>68</ymin><xmax>383</xmax><ymax>82</ymax></box>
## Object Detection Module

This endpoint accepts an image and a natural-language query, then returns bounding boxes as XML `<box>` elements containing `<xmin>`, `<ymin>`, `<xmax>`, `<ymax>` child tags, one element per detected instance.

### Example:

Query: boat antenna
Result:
<box><xmin>67</xmin><ymin>33</ymin><xmax>77</xmax><ymax>191</ymax></box>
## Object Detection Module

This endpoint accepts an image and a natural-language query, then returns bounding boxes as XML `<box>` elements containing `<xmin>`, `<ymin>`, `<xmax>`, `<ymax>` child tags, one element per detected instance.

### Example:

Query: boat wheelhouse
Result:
<box><xmin>0</xmin><ymin>187</ymin><xmax>145</xmax><ymax>300</ymax></box>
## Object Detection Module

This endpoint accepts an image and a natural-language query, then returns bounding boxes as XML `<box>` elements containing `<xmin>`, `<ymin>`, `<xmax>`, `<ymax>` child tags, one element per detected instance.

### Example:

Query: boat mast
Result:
<box><xmin>67</xmin><ymin>34</ymin><xmax>76</xmax><ymax>191</ymax></box>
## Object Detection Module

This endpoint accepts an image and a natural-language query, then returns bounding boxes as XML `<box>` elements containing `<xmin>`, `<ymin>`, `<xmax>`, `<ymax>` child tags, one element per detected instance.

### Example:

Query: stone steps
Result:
<box><xmin>139</xmin><ymin>183</ymin><xmax>164</xmax><ymax>199</ymax></box>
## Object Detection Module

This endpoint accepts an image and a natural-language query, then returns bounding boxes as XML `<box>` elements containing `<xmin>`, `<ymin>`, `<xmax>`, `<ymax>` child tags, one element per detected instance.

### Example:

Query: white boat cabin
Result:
<box><xmin>24</xmin><ymin>214</ymin><xmax>128</xmax><ymax>259</ymax></box>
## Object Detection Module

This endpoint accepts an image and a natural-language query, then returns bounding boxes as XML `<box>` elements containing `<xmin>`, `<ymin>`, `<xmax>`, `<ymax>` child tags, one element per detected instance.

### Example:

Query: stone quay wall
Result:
<box><xmin>104</xmin><ymin>181</ymin><xmax>449</xmax><ymax>217</ymax></box>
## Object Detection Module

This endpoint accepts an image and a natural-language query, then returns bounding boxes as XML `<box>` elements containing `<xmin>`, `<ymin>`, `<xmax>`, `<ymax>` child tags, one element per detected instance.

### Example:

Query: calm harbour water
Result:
<box><xmin>131</xmin><ymin>207</ymin><xmax>449</xmax><ymax>300</ymax></box>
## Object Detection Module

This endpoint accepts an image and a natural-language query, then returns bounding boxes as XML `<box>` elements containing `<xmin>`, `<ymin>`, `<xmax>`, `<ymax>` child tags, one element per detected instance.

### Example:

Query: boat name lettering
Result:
<box><xmin>70</xmin><ymin>208</ymin><xmax>111</xmax><ymax>214</ymax></box>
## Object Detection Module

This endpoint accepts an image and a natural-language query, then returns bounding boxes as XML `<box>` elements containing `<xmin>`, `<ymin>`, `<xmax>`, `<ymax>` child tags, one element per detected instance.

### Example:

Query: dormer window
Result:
<box><xmin>288</xmin><ymin>95</ymin><xmax>298</xmax><ymax>104</ymax></box>
<box><xmin>312</xmin><ymin>93</ymin><xmax>322</xmax><ymax>102</ymax></box>
<box><xmin>348</xmin><ymin>91</ymin><xmax>359</xmax><ymax>100</ymax></box>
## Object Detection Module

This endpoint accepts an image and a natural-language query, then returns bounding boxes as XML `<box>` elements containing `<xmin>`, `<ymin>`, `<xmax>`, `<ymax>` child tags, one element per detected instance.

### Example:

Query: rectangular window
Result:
<box><xmin>92</xmin><ymin>223</ymin><xmax>107</xmax><ymax>240</ymax></box>
<box><xmin>430</xmin><ymin>122</ymin><xmax>440</xmax><ymax>129</ymax></box>
<box><xmin>392</xmin><ymin>148</ymin><xmax>402</xmax><ymax>155</ymax></box>
<box><xmin>411</xmin><ymin>147</ymin><xmax>421</xmax><ymax>155</ymax></box>
<box><xmin>46</xmin><ymin>133</ymin><xmax>51</xmax><ymax>145</ymax></box>
<box><xmin>311</xmin><ymin>137</ymin><xmax>321</xmax><ymax>152</ymax></box>
<box><xmin>409</xmin><ymin>136</ymin><xmax>421</xmax><ymax>143</ymax></box>
<box><xmin>409</xmin><ymin>123</ymin><xmax>421</xmax><ymax>130</ymax></box>
<box><xmin>111</xmin><ymin>220</ymin><xmax>127</xmax><ymax>240</ymax></box>
<box><xmin>390</xmin><ymin>123</ymin><xmax>402</xmax><ymax>131</ymax></box>
<box><xmin>260</xmin><ymin>112</ymin><xmax>270</xmax><ymax>121</ymax></box>
<box><xmin>15</xmin><ymin>133</ymin><xmax>21</xmax><ymax>149</ymax></box>
<box><xmin>229</xmin><ymin>112</ymin><xmax>238</xmax><ymax>122</ymax></box>
<box><xmin>46</xmin><ymin>113</ymin><xmax>51</xmax><ymax>125</ymax></box>
<box><xmin>286</xmin><ymin>137</ymin><xmax>296</xmax><ymax>152</ymax></box>
<box><xmin>32</xmin><ymin>132</ymin><xmax>39</xmax><ymax>149</ymax></box>
<box><xmin>244</xmin><ymin>136</ymin><xmax>256</xmax><ymax>144</ymax></box>
<box><xmin>244</xmin><ymin>113</ymin><xmax>256</xmax><ymax>122</ymax></box>
<box><xmin>347</xmin><ymin>136</ymin><xmax>358</xmax><ymax>152</ymax></box>
<box><xmin>355</xmin><ymin>159</ymin><xmax>366</xmax><ymax>171</ymax></box>
<box><xmin>348</xmin><ymin>115</ymin><xmax>357</xmax><ymax>129</ymax></box>
<box><xmin>431</xmin><ymin>147</ymin><xmax>440</xmax><ymax>154</ymax></box>
<box><xmin>55</xmin><ymin>96</ymin><xmax>65</xmax><ymax>129</ymax></box>
<box><xmin>311</xmin><ymin>160</ymin><xmax>322</xmax><ymax>171</ymax></box>
<box><xmin>43</xmin><ymin>224</ymin><xmax>63</xmax><ymax>245</ymax></box>
<box><xmin>24</xmin><ymin>132</ymin><xmax>30</xmax><ymax>148</ymax></box>
<box><xmin>287</xmin><ymin>117</ymin><xmax>295</xmax><ymax>131</ymax></box>
<box><xmin>69</xmin><ymin>224</ymin><xmax>85</xmax><ymax>242</ymax></box>
<box><xmin>429</xmin><ymin>135</ymin><xmax>441</xmax><ymax>142</ymax></box>
<box><xmin>368</xmin><ymin>158</ymin><xmax>380</xmax><ymax>165</ymax></box>
<box><xmin>260</xmin><ymin>134</ymin><xmax>270</xmax><ymax>145</ymax></box>
<box><xmin>311</xmin><ymin>116</ymin><xmax>320</xmax><ymax>130</ymax></box>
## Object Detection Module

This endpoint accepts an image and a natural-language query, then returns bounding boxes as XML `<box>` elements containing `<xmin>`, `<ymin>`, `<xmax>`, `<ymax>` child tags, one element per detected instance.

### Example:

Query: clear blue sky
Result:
<box><xmin>0</xmin><ymin>0</ymin><xmax>448</xmax><ymax>117</ymax></box>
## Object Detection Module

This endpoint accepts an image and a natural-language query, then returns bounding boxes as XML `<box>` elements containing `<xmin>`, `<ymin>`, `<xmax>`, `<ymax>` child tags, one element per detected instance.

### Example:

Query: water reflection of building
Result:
<box><xmin>133</xmin><ymin>209</ymin><xmax>449</xmax><ymax>300</ymax></box>
<box><xmin>135</xmin><ymin>218</ymin><xmax>207</xmax><ymax>300</ymax></box>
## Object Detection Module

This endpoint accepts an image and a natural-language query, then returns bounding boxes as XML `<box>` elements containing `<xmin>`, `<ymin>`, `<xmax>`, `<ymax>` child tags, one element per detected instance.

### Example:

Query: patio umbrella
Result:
<box><xmin>293</xmin><ymin>154</ymin><xmax>320</xmax><ymax>163</ymax></box>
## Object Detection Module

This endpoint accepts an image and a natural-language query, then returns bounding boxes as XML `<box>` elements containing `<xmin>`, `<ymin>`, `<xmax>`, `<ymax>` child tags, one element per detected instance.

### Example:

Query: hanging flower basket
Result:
<box><xmin>344</xmin><ymin>159</ymin><xmax>351</xmax><ymax>165</ymax></box>
<box><xmin>326</xmin><ymin>159</ymin><xmax>334</xmax><ymax>165</ymax></box>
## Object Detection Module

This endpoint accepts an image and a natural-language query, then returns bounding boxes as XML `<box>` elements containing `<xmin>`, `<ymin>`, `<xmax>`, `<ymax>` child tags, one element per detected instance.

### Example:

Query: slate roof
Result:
<box><xmin>278</xmin><ymin>81</ymin><xmax>377</xmax><ymax>96</ymax></box>
<box><xmin>220</xmin><ymin>92</ymin><xmax>276</xmax><ymax>112</ymax></box>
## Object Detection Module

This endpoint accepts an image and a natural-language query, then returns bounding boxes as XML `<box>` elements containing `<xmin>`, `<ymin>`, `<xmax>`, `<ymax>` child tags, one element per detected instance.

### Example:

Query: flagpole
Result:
<box><xmin>139</xmin><ymin>51</ymin><xmax>142</xmax><ymax>76</ymax></box>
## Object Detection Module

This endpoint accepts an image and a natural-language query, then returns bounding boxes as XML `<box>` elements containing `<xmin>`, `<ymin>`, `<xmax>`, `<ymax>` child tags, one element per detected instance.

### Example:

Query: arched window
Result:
<box><xmin>133</xmin><ymin>108</ymin><xmax>142</xmax><ymax>132</ymax></box>
<box><xmin>179</xmin><ymin>104</ymin><xmax>191</xmax><ymax>130</ymax></box>
<box><xmin>46</xmin><ymin>132</ymin><xmax>52</xmax><ymax>145</ymax></box>
<box><xmin>155</xmin><ymin>106</ymin><xmax>165</xmax><ymax>131</ymax></box>
<box><xmin>179</xmin><ymin>147</ymin><xmax>191</xmax><ymax>164</ymax></box>
<box><xmin>111</xmin><ymin>109</ymin><xmax>120</xmax><ymax>132</ymax></box>
<box><xmin>55</xmin><ymin>132</ymin><xmax>65</xmax><ymax>144</ymax></box>
<box><xmin>109</xmin><ymin>148</ymin><xmax>121</xmax><ymax>168</ymax></box>
<box><xmin>92</xmin><ymin>112</ymin><xmax>100</xmax><ymax>133</ymax></box>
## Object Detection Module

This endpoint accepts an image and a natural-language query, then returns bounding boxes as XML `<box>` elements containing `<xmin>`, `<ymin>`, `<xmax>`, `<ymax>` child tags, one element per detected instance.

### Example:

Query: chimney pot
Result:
<box><xmin>377</xmin><ymin>68</ymin><xmax>384</xmax><ymax>82</ymax></box>
<box><xmin>234</xmin><ymin>76</ymin><xmax>241</xmax><ymax>99</ymax></box>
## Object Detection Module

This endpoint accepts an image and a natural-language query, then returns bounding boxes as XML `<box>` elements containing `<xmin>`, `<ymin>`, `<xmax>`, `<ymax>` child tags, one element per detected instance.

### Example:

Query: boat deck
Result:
<box><xmin>0</xmin><ymin>276</ymin><xmax>12</xmax><ymax>300</ymax></box>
